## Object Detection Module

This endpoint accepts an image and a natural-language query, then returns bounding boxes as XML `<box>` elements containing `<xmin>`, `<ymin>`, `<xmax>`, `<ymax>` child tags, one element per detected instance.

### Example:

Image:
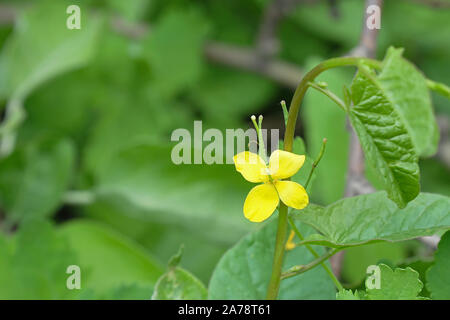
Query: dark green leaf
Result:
<box><xmin>378</xmin><ymin>47</ymin><xmax>439</xmax><ymax>157</ymax></box>
<box><xmin>190</xmin><ymin>66</ymin><xmax>276</xmax><ymax>127</ymax></box>
<box><xmin>0</xmin><ymin>139</ymin><xmax>75</xmax><ymax>222</ymax></box>
<box><xmin>349</xmin><ymin>68</ymin><xmax>419</xmax><ymax>207</ymax></box>
<box><xmin>292</xmin><ymin>192</ymin><xmax>450</xmax><ymax>248</ymax></box>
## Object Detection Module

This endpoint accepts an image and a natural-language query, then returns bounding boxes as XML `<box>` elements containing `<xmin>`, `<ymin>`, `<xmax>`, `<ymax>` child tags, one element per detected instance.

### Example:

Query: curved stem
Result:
<box><xmin>266</xmin><ymin>56</ymin><xmax>379</xmax><ymax>299</ymax></box>
<box><xmin>284</xmin><ymin>57</ymin><xmax>380</xmax><ymax>152</ymax></box>
<box><xmin>307</xmin><ymin>82</ymin><xmax>348</xmax><ymax>112</ymax></box>
<box><xmin>266</xmin><ymin>203</ymin><xmax>289</xmax><ymax>299</ymax></box>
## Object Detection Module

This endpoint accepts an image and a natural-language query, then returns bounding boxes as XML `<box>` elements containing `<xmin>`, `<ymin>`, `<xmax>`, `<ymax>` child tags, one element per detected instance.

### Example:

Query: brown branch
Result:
<box><xmin>0</xmin><ymin>4</ymin><xmax>16</xmax><ymax>25</ymax></box>
<box><xmin>205</xmin><ymin>42</ymin><xmax>302</xmax><ymax>88</ymax></box>
<box><xmin>111</xmin><ymin>13</ymin><xmax>306</xmax><ymax>88</ymax></box>
<box><xmin>110</xmin><ymin>15</ymin><xmax>149</xmax><ymax>39</ymax></box>
<box><xmin>256</xmin><ymin>0</ymin><xmax>286</xmax><ymax>61</ymax></box>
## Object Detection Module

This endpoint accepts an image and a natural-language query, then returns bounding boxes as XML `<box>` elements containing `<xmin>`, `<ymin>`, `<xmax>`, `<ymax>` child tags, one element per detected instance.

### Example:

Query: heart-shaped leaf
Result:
<box><xmin>292</xmin><ymin>192</ymin><xmax>450</xmax><ymax>248</ymax></box>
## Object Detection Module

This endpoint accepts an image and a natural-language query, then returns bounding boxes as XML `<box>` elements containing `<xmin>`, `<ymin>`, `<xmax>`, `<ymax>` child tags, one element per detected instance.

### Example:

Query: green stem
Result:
<box><xmin>307</xmin><ymin>82</ymin><xmax>348</xmax><ymax>112</ymax></box>
<box><xmin>284</xmin><ymin>57</ymin><xmax>380</xmax><ymax>152</ymax></box>
<box><xmin>280</xmin><ymin>100</ymin><xmax>289</xmax><ymax>126</ymax></box>
<box><xmin>304</xmin><ymin>138</ymin><xmax>327</xmax><ymax>189</ymax></box>
<box><xmin>250</xmin><ymin>115</ymin><xmax>268</xmax><ymax>162</ymax></box>
<box><xmin>266</xmin><ymin>56</ymin><xmax>379</xmax><ymax>299</ymax></box>
<box><xmin>287</xmin><ymin>217</ymin><xmax>343</xmax><ymax>291</ymax></box>
<box><xmin>266</xmin><ymin>203</ymin><xmax>289</xmax><ymax>299</ymax></box>
<box><xmin>281</xmin><ymin>248</ymin><xmax>341</xmax><ymax>280</ymax></box>
<box><xmin>427</xmin><ymin>79</ymin><xmax>450</xmax><ymax>99</ymax></box>
<box><xmin>257</xmin><ymin>115</ymin><xmax>268</xmax><ymax>162</ymax></box>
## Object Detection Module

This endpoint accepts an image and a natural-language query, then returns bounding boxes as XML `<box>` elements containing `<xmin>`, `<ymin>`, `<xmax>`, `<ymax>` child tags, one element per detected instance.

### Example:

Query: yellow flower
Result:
<box><xmin>233</xmin><ymin>150</ymin><xmax>309</xmax><ymax>222</ymax></box>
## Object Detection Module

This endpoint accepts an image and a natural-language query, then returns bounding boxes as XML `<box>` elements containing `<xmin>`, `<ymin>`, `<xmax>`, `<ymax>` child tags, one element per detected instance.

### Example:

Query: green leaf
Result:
<box><xmin>302</xmin><ymin>60</ymin><xmax>351</xmax><ymax>204</ymax></box>
<box><xmin>151</xmin><ymin>246</ymin><xmax>207</xmax><ymax>300</ymax></box>
<box><xmin>0</xmin><ymin>139</ymin><xmax>75</xmax><ymax>222</ymax></box>
<box><xmin>0</xmin><ymin>219</ymin><xmax>78</xmax><ymax>299</ymax></box>
<box><xmin>366</xmin><ymin>264</ymin><xmax>424</xmax><ymax>300</ymax></box>
<box><xmin>377</xmin><ymin>47</ymin><xmax>439</xmax><ymax>157</ymax></box>
<box><xmin>168</xmin><ymin>245</ymin><xmax>184</xmax><ymax>269</ymax></box>
<box><xmin>292</xmin><ymin>192</ymin><xmax>450</xmax><ymax>248</ymax></box>
<box><xmin>83</xmin><ymin>197</ymin><xmax>229</xmax><ymax>285</ymax></box>
<box><xmin>88</xmin><ymin>143</ymin><xmax>256</xmax><ymax>245</ymax></box>
<box><xmin>426</xmin><ymin>231</ymin><xmax>450</xmax><ymax>299</ymax></box>
<box><xmin>142</xmin><ymin>9</ymin><xmax>209</xmax><ymax>97</ymax></box>
<box><xmin>399</xmin><ymin>259</ymin><xmax>433</xmax><ymax>298</ymax></box>
<box><xmin>58</xmin><ymin>220</ymin><xmax>164</xmax><ymax>295</ymax></box>
<box><xmin>291</xmin><ymin>1</ymin><xmax>364</xmax><ymax>49</ymax></box>
<box><xmin>208</xmin><ymin>219</ymin><xmax>336</xmax><ymax>300</ymax></box>
<box><xmin>336</xmin><ymin>289</ymin><xmax>361</xmax><ymax>300</ymax></box>
<box><xmin>349</xmin><ymin>68</ymin><xmax>419</xmax><ymax>208</ymax></box>
<box><xmin>152</xmin><ymin>267</ymin><xmax>208</xmax><ymax>300</ymax></box>
<box><xmin>0</xmin><ymin>0</ymin><xmax>102</xmax><ymax>101</ymax></box>
<box><xmin>190</xmin><ymin>66</ymin><xmax>276</xmax><ymax>127</ymax></box>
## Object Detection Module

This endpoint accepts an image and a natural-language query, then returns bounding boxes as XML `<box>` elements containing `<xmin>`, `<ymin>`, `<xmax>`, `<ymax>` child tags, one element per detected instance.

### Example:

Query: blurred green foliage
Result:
<box><xmin>0</xmin><ymin>0</ymin><xmax>448</xmax><ymax>299</ymax></box>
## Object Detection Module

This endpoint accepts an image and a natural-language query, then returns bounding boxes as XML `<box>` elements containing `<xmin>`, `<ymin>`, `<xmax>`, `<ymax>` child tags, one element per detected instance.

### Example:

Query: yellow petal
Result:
<box><xmin>243</xmin><ymin>183</ymin><xmax>279</xmax><ymax>222</ymax></box>
<box><xmin>233</xmin><ymin>151</ymin><xmax>269</xmax><ymax>183</ymax></box>
<box><xmin>268</xmin><ymin>150</ymin><xmax>305</xmax><ymax>180</ymax></box>
<box><xmin>285</xmin><ymin>230</ymin><xmax>296</xmax><ymax>251</ymax></box>
<box><xmin>274</xmin><ymin>181</ymin><xmax>309</xmax><ymax>210</ymax></box>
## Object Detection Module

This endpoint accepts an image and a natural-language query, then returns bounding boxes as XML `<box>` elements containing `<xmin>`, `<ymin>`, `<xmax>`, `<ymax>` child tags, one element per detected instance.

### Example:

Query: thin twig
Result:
<box><xmin>281</xmin><ymin>248</ymin><xmax>341</xmax><ymax>280</ymax></box>
<box><xmin>304</xmin><ymin>138</ymin><xmax>327</xmax><ymax>188</ymax></box>
<box><xmin>287</xmin><ymin>217</ymin><xmax>343</xmax><ymax>290</ymax></box>
<box><xmin>307</xmin><ymin>81</ymin><xmax>347</xmax><ymax>112</ymax></box>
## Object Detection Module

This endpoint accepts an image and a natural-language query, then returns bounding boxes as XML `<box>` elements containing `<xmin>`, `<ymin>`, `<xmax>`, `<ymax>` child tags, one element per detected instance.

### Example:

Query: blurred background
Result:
<box><xmin>0</xmin><ymin>0</ymin><xmax>448</xmax><ymax>299</ymax></box>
